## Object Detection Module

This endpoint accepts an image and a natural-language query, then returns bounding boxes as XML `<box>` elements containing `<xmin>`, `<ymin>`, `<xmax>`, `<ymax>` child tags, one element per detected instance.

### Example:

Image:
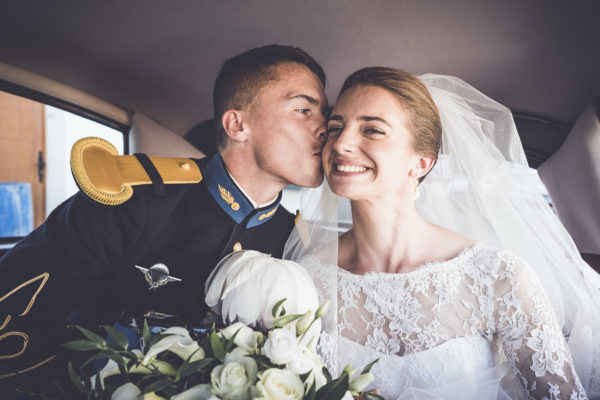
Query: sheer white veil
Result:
<box><xmin>283</xmin><ymin>74</ymin><xmax>600</xmax><ymax>395</ymax></box>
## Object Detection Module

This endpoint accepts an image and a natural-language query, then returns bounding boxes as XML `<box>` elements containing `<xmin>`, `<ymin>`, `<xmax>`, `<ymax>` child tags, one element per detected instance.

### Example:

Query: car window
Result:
<box><xmin>0</xmin><ymin>90</ymin><xmax>124</xmax><ymax>239</ymax></box>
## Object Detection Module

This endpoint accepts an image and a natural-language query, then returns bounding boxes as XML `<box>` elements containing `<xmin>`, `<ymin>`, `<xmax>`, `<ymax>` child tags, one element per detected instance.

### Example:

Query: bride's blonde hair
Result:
<box><xmin>339</xmin><ymin>67</ymin><xmax>442</xmax><ymax>182</ymax></box>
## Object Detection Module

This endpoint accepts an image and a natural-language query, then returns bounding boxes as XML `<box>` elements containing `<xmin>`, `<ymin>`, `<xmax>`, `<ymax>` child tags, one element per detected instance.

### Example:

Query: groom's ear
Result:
<box><xmin>222</xmin><ymin>109</ymin><xmax>249</xmax><ymax>142</ymax></box>
<box><xmin>412</xmin><ymin>155</ymin><xmax>436</xmax><ymax>179</ymax></box>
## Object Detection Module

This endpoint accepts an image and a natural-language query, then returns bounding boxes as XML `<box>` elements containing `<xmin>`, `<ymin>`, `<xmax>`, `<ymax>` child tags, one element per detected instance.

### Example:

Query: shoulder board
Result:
<box><xmin>70</xmin><ymin>137</ymin><xmax>202</xmax><ymax>205</ymax></box>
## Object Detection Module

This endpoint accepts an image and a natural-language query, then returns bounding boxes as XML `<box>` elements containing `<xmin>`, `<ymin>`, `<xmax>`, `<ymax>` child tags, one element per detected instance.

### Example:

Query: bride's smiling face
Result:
<box><xmin>323</xmin><ymin>84</ymin><xmax>424</xmax><ymax>200</ymax></box>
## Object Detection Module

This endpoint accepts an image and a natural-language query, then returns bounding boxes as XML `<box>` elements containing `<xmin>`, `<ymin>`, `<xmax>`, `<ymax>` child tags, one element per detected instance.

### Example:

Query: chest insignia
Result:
<box><xmin>134</xmin><ymin>263</ymin><xmax>182</xmax><ymax>290</ymax></box>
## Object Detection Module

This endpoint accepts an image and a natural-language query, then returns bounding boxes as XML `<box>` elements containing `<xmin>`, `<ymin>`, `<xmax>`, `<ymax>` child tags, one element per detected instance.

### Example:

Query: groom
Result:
<box><xmin>0</xmin><ymin>45</ymin><xmax>327</xmax><ymax>384</ymax></box>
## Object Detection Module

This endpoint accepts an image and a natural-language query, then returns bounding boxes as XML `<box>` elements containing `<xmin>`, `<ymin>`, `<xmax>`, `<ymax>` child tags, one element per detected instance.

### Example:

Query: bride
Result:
<box><xmin>283</xmin><ymin>67</ymin><xmax>600</xmax><ymax>399</ymax></box>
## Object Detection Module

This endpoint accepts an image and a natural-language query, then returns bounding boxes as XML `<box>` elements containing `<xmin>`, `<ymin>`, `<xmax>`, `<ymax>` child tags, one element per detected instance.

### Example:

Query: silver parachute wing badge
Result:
<box><xmin>134</xmin><ymin>263</ymin><xmax>182</xmax><ymax>290</ymax></box>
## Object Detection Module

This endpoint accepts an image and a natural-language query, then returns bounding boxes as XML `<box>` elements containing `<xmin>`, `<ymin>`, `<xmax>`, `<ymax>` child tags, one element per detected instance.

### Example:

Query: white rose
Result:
<box><xmin>264</xmin><ymin>325</ymin><xmax>299</xmax><ymax>365</ymax></box>
<box><xmin>220</xmin><ymin>322</ymin><xmax>258</xmax><ymax>352</ymax></box>
<box><xmin>255</xmin><ymin>368</ymin><xmax>304</xmax><ymax>400</ymax></box>
<box><xmin>286</xmin><ymin>347</ymin><xmax>326</xmax><ymax>391</ymax></box>
<box><xmin>286</xmin><ymin>346</ymin><xmax>322</xmax><ymax>375</ymax></box>
<box><xmin>143</xmin><ymin>326</ymin><xmax>205</xmax><ymax>365</ymax></box>
<box><xmin>170</xmin><ymin>383</ymin><xmax>213</xmax><ymax>400</ymax></box>
<box><xmin>210</xmin><ymin>362</ymin><xmax>252</xmax><ymax>400</ymax></box>
<box><xmin>225</xmin><ymin>347</ymin><xmax>258</xmax><ymax>382</ymax></box>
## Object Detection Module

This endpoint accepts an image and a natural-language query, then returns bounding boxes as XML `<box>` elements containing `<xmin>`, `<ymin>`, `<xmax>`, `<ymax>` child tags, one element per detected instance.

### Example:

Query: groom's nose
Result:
<box><xmin>314</xmin><ymin>115</ymin><xmax>327</xmax><ymax>146</ymax></box>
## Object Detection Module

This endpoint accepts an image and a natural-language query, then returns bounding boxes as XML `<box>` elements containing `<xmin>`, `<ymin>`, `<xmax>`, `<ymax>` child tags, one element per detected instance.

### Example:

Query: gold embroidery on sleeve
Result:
<box><xmin>0</xmin><ymin>331</ymin><xmax>29</xmax><ymax>359</ymax></box>
<box><xmin>0</xmin><ymin>355</ymin><xmax>56</xmax><ymax>379</ymax></box>
<box><xmin>0</xmin><ymin>272</ymin><xmax>50</xmax><ymax>317</ymax></box>
<box><xmin>0</xmin><ymin>315</ymin><xmax>10</xmax><ymax>330</ymax></box>
<box><xmin>0</xmin><ymin>273</ymin><xmax>50</xmax><ymax>365</ymax></box>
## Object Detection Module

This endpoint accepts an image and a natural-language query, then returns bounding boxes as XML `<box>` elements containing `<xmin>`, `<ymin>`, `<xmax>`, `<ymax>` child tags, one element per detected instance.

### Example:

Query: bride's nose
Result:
<box><xmin>331</xmin><ymin>128</ymin><xmax>358</xmax><ymax>154</ymax></box>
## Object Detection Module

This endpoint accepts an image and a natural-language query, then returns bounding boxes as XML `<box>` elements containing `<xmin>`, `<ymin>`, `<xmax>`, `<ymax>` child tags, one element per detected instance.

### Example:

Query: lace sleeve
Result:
<box><xmin>493</xmin><ymin>253</ymin><xmax>587</xmax><ymax>399</ymax></box>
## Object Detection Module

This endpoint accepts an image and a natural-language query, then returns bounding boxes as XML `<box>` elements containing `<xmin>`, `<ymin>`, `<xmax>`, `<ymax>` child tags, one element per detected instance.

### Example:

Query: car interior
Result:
<box><xmin>0</xmin><ymin>1</ymin><xmax>598</xmax><ymax>272</ymax></box>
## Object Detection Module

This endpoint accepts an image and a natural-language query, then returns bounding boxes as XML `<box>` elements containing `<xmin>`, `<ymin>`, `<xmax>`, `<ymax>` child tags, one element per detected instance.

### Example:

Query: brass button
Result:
<box><xmin>233</xmin><ymin>242</ymin><xmax>242</xmax><ymax>252</ymax></box>
<box><xmin>179</xmin><ymin>161</ymin><xmax>190</xmax><ymax>170</ymax></box>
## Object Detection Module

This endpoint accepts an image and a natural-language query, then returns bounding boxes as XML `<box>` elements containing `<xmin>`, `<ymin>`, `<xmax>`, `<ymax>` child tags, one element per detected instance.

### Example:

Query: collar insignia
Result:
<box><xmin>134</xmin><ymin>263</ymin><xmax>181</xmax><ymax>290</ymax></box>
<box><xmin>258</xmin><ymin>208</ymin><xmax>277</xmax><ymax>221</ymax></box>
<box><xmin>202</xmin><ymin>153</ymin><xmax>283</xmax><ymax>228</ymax></box>
<box><xmin>218</xmin><ymin>184</ymin><xmax>240</xmax><ymax>211</ymax></box>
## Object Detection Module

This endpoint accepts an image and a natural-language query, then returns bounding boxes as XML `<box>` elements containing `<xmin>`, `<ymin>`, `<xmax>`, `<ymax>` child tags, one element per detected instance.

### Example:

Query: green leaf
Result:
<box><xmin>247</xmin><ymin>354</ymin><xmax>277</xmax><ymax>369</ymax></box>
<box><xmin>102</xmin><ymin>325</ymin><xmax>130</xmax><ymax>350</ymax></box>
<box><xmin>299</xmin><ymin>371</ymin><xmax>312</xmax><ymax>382</ymax></box>
<box><xmin>119</xmin><ymin>350</ymin><xmax>139</xmax><ymax>363</ymax></box>
<box><xmin>147</xmin><ymin>333</ymin><xmax>169</xmax><ymax>348</ymax></box>
<box><xmin>67</xmin><ymin>361</ymin><xmax>87</xmax><ymax>394</ymax></box>
<box><xmin>106</xmin><ymin>341</ymin><xmax>125</xmax><ymax>352</ymax></box>
<box><xmin>143</xmin><ymin>319</ymin><xmax>151</xmax><ymax>351</ymax></box>
<box><xmin>210</xmin><ymin>331</ymin><xmax>226</xmax><ymax>361</ymax></box>
<box><xmin>141</xmin><ymin>377</ymin><xmax>174</xmax><ymax>394</ymax></box>
<box><xmin>225</xmin><ymin>327</ymin><xmax>241</xmax><ymax>353</ymax></box>
<box><xmin>94</xmin><ymin>373</ymin><xmax>102</xmax><ymax>394</ymax></box>
<box><xmin>178</xmin><ymin>358</ymin><xmax>214</xmax><ymax>380</ymax></box>
<box><xmin>305</xmin><ymin>380</ymin><xmax>317</xmax><ymax>400</ymax></box>
<box><xmin>62</xmin><ymin>340</ymin><xmax>103</xmax><ymax>351</ymax></box>
<box><xmin>274</xmin><ymin>314</ymin><xmax>302</xmax><ymax>328</ymax></box>
<box><xmin>316</xmin><ymin>374</ymin><xmax>349</xmax><ymax>400</ymax></box>
<box><xmin>80</xmin><ymin>350</ymin><xmax>114</xmax><ymax>369</ymax></box>
<box><xmin>360</xmin><ymin>358</ymin><xmax>380</xmax><ymax>375</ymax></box>
<box><xmin>272</xmin><ymin>298</ymin><xmax>287</xmax><ymax>318</ymax></box>
<box><xmin>322</xmin><ymin>366</ymin><xmax>332</xmax><ymax>383</ymax></box>
<box><xmin>69</xmin><ymin>325</ymin><xmax>107</xmax><ymax>346</ymax></box>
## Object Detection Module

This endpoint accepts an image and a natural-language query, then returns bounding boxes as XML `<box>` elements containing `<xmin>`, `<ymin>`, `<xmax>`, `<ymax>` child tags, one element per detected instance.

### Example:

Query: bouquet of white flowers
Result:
<box><xmin>55</xmin><ymin>299</ymin><xmax>379</xmax><ymax>400</ymax></box>
<box><xmin>21</xmin><ymin>251</ymin><xmax>380</xmax><ymax>399</ymax></box>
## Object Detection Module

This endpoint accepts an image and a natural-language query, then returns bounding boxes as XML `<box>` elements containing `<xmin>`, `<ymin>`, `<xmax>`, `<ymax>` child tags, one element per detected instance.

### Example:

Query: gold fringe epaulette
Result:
<box><xmin>70</xmin><ymin>137</ymin><xmax>202</xmax><ymax>205</ymax></box>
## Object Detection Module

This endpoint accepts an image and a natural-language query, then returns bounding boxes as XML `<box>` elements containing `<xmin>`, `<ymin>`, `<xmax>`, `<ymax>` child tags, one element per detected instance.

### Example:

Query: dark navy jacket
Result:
<box><xmin>0</xmin><ymin>153</ymin><xmax>295</xmax><ymax>382</ymax></box>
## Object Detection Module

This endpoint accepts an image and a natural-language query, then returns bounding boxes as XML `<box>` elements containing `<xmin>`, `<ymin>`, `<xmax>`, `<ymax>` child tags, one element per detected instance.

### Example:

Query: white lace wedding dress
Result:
<box><xmin>302</xmin><ymin>244</ymin><xmax>587</xmax><ymax>400</ymax></box>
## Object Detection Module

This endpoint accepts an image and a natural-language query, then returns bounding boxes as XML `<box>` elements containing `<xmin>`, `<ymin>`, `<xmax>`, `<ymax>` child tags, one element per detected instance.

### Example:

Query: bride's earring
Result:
<box><xmin>412</xmin><ymin>178</ymin><xmax>420</xmax><ymax>200</ymax></box>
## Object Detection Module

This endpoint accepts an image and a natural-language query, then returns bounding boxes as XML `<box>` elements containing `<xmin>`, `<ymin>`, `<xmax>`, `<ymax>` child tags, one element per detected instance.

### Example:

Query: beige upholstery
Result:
<box><xmin>129</xmin><ymin>112</ymin><xmax>205</xmax><ymax>159</ymax></box>
<box><xmin>538</xmin><ymin>105</ymin><xmax>600</xmax><ymax>254</ymax></box>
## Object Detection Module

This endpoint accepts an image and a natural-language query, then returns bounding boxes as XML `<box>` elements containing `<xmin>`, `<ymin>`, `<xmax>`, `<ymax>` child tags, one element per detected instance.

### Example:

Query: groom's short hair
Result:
<box><xmin>213</xmin><ymin>44</ymin><xmax>326</xmax><ymax>149</ymax></box>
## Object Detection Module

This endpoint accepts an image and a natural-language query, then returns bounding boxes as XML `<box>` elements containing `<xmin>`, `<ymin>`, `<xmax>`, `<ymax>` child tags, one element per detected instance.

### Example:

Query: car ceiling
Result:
<box><xmin>1</xmin><ymin>0</ymin><xmax>599</xmax><ymax>165</ymax></box>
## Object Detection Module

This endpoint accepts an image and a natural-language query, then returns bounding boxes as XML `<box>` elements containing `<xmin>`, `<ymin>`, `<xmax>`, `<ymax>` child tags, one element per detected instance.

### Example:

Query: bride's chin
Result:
<box><xmin>326</xmin><ymin>181</ymin><xmax>358</xmax><ymax>199</ymax></box>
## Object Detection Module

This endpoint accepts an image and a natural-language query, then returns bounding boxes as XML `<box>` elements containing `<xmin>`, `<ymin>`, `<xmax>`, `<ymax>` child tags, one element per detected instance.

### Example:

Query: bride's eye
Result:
<box><xmin>326</xmin><ymin>125</ymin><xmax>343</xmax><ymax>136</ymax></box>
<box><xmin>364</xmin><ymin>127</ymin><xmax>384</xmax><ymax>135</ymax></box>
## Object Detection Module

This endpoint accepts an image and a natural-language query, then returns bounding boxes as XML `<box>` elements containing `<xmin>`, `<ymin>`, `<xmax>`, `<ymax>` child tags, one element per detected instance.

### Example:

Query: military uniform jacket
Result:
<box><xmin>0</xmin><ymin>153</ymin><xmax>295</xmax><ymax>381</ymax></box>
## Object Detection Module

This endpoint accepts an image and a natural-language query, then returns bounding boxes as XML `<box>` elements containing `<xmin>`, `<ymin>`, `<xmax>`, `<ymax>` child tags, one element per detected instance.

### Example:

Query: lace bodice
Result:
<box><xmin>303</xmin><ymin>244</ymin><xmax>587</xmax><ymax>399</ymax></box>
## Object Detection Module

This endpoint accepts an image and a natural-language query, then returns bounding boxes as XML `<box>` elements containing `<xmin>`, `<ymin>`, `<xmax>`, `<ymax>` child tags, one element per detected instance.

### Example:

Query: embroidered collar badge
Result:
<box><xmin>135</xmin><ymin>263</ymin><xmax>182</xmax><ymax>290</ymax></box>
<box><xmin>202</xmin><ymin>153</ymin><xmax>282</xmax><ymax>228</ymax></box>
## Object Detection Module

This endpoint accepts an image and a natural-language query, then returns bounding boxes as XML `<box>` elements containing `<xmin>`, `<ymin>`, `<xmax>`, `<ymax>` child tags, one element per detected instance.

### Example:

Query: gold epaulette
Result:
<box><xmin>70</xmin><ymin>137</ymin><xmax>203</xmax><ymax>205</ymax></box>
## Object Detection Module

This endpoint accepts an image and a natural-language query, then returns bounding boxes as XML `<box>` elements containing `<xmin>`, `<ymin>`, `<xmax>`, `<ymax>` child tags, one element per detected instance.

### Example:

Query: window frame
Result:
<box><xmin>0</xmin><ymin>80</ymin><xmax>130</xmax><ymax>253</ymax></box>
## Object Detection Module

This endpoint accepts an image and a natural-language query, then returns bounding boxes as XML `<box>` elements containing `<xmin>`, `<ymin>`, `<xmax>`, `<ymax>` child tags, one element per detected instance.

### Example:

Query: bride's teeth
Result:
<box><xmin>336</xmin><ymin>165</ymin><xmax>366</xmax><ymax>173</ymax></box>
